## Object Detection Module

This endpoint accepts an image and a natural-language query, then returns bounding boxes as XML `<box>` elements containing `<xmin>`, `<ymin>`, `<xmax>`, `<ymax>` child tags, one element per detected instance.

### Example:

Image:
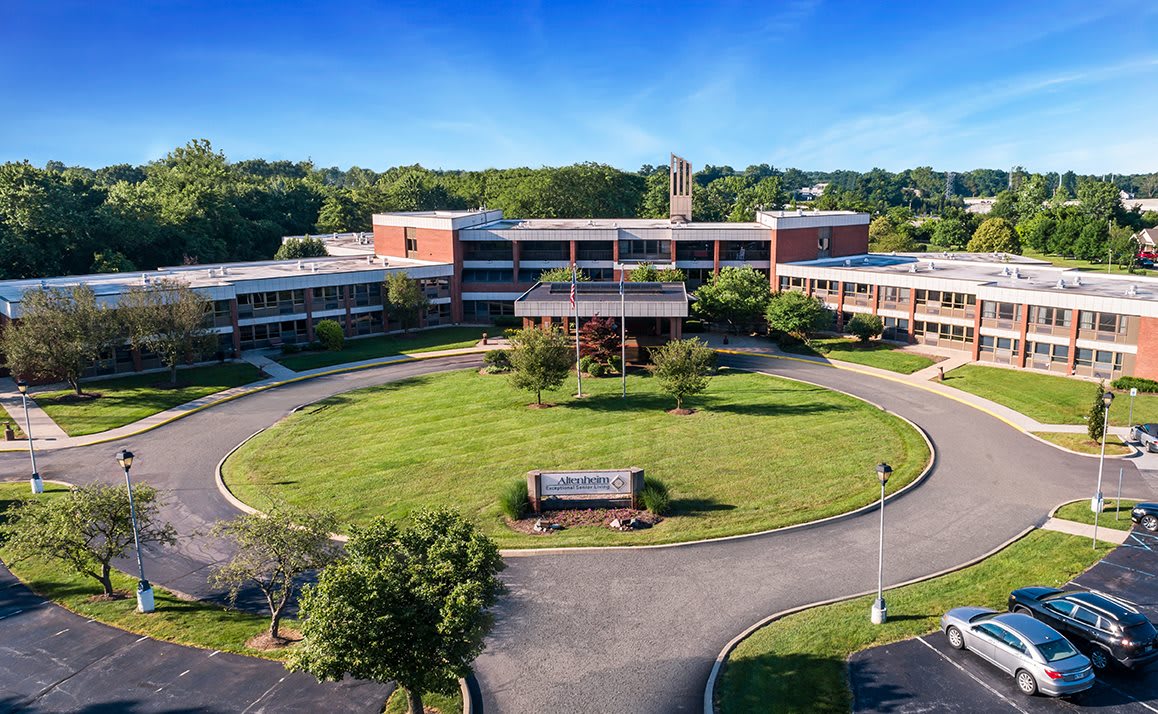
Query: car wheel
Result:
<box><xmin>946</xmin><ymin>626</ymin><xmax>965</xmax><ymax>650</ymax></box>
<box><xmin>1013</xmin><ymin>606</ymin><xmax>1033</xmax><ymax>616</ymax></box>
<box><xmin>1016</xmin><ymin>669</ymin><xmax>1038</xmax><ymax>696</ymax></box>
<box><xmin>1142</xmin><ymin>514</ymin><xmax>1158</xmax><ymax>532</ymax></box>
<box><xmin>1089</xmin><ymin>648</ymin><xmax>1110</xmax><ymax>671</ymax></box>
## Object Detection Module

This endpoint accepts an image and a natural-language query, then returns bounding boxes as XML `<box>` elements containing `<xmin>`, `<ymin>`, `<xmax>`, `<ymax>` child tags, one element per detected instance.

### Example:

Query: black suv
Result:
<box><xmin>1008</xmin><ymin>587</ymin><xmax>1158</xmax><ymax>671</ymax></box>
<box><xmin>1132</xmin><ymin>502</ymin><xmax>1158</xmax><ymax>532</ymax></box>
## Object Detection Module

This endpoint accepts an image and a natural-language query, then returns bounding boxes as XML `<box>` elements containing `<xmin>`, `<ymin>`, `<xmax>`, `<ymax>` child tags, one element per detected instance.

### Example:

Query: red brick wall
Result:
<box><xmin>373</xmin><ymin>226</ymin><xmax>455</xmax><ymax>262</ymax></box>
<box><xmin>1134</xmin><ymin>317</ymin><xmax>1158</xmax><ymax>379</ymax></box>
<box><xmin>771</xmin><ymin>228</ymin><xmax>819</xmax><ymax>264</ymax></box>
<box><xmin>831</xmin><ymin>224</ymin><xmax>869</xmax><ymax>257</ymax></box>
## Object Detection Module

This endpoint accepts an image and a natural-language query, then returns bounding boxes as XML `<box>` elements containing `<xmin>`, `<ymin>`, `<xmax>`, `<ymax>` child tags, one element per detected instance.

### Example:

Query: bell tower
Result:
<box><xmin>669</xmin><ymin>154</ymin><xmax>692</xmax><ymax>223</ymax></box>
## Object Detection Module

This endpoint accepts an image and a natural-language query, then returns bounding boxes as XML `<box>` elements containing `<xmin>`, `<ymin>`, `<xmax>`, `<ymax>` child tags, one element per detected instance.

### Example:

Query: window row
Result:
<box><xmin>914</xmin><ymin>321</ymin><xmax>974</xmax><ymax>343</ymax></box>
<box><xmin>981</xmin><ymin>301</ymin><xmax>1020</xmax><ymax>321</ymax></box>
<box><xmin>979</xmin><ymin>335</ymin><xmax>1020</xmax><ymax>354</ymax></box>
<box><xmin>1078</xmin><ymin>311</ymin><xmax>1129</xmax><ymax>335</ymax></box>
<box><xmin>915</xmin><ymin>290</ymin><xmax>975</xmax><ymax>309</ymax></box>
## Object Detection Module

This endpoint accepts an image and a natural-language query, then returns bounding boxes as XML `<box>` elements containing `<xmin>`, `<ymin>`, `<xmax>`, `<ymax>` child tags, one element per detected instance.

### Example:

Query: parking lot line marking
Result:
<box><xmin>0</xmin><ymin>608</ymin><xmax>22</xmax><ymax>620</ymax></box>
<box><xmin>1103</xmin><ymin>682</ymin><xmax>1158</xmax><ymax>713</ymax></box>
<box><xmin>52</xmin><ymin>629</ymin><xmax>69</xmax><ymax>637</ymax></box>
<box><xmin>208</xmin><ymin>650</ymin><xmax>221</xmax><ymax>657</ymax></box>
<box><xmin>134</xmin><ymin>636</ymin><xmax>148</xmax><ymax>643</ymax></box>
<box><xmin>915</xmin><ymin>637</ymin><xmax>1029</xmax><ymax>714</ymax></box>
<box><xmin>178</xmin><ymin>669</ymin><xmax>190</xmax><ymax>677</ymax></box>
<box><xmin>1098</xmin><ymin>560</ymin><xmax>1157</xmax><ymax>579</ymax></box>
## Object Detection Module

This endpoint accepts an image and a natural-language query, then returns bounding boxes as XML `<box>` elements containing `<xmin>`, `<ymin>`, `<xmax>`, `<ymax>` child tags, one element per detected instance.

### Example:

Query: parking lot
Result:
<box><xmin>850</xmin><ymin>529</ymin><xmax>1158</xmax><ymax>713</ymax></box>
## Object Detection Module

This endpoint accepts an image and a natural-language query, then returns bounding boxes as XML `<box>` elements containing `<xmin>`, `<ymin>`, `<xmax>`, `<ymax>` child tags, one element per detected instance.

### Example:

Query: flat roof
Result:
<box><xmin>514</xmin><ymin>281</ymin><xmax>689</xmax><ymax>318</ymax></box>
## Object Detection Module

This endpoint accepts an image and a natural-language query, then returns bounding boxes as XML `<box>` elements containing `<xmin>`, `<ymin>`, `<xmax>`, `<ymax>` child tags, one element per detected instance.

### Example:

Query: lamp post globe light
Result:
<box><xmin>16</xmin><ymin>380</ymin><xmax>43</xmax><ymax>495</ymax></box>
<box><xmin>117</xmin><ymin>449</ymin><xmax>155</xmax><ymax>613</ymax></box>
<box><xmin>871</xmin><ymin>462</ymin><xmax>892</xmax><ymax>625</ymax></box>
<box><xmin>1092</xmin><ymin>391</ymin><xmax>1114</xmax><ymax>548</ymax></box>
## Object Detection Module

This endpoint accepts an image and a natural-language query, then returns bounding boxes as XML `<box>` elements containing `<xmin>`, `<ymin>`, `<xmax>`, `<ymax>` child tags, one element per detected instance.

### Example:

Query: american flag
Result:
<box><xmin>569</xmin><ymin>269</ymin><xmax>576</xmax><ymax>308</ymax></box>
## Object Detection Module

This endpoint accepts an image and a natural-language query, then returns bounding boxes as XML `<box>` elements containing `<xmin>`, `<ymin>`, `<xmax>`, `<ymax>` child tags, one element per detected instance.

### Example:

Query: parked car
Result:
<box><xmin>1129</xmin><ymin>423</ymin><xmax>1158</xmax><ymax>452</ymax></box>
<box><xmin>941</xmin><ymin>608</ymin><xmax>1094</xmax><ymax>697</ymax></box>
<box><xmin>1132</xmin><ymin>502</ymin><xmax>1158</xmax><ymax>532</ymax></box>
<box><xmin>1008</xmin><ymin>588</ymin><xmax>1158</xmax><ymax>671</ymax></box>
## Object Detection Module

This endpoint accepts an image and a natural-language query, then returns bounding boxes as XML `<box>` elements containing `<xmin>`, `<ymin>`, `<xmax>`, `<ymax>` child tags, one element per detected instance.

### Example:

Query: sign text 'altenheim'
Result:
<box><xmin>540</xmin><ymin>470</ymin><xmax>633</xmax><ymax>497</ymax></box>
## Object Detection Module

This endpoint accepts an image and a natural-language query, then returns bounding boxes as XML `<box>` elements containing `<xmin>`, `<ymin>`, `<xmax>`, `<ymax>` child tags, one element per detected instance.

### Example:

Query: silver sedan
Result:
<box><xmin>941</xmin><ymin>607</ymin><xmax>1094</xmax><ymax>697</ymax></box>
<box><xmin>1130</xmin><ymin>423</ymin><xmax>1158</xmax><ymax>452</ymax></box>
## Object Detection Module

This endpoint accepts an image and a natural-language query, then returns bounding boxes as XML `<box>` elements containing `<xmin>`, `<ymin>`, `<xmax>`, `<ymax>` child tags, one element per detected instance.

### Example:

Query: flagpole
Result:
<box><xmin>620</xmin><ymin>268</ymin><xmax>626</xmax><ymax>398</ymax></box>
<box><xmin>573</xmin><ymin>266</ymin><xmax>582</xmax><ymax>397</ymax></box>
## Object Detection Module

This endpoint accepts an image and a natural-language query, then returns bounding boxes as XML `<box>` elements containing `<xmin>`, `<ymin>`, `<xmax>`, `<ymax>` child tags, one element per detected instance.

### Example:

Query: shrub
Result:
<box><xmin>683</xmin><ymin>319</ymin><xmax>706</xmax><ymax>333</ymax></box>
<box><xmin>499</xmin><ymin>479</ymin><xmax>529</xmax><ymax>520</ymax></box>
<box><xmin>579</xmin><ymin>355</ymin><xmax>595</xmax><ymax>373</ymax></box>
<box><xmin>847</xmin><ymin>314</ymin><xmax>884</xmax><ymax>343</ymax></box>
<box><xmin>608</xmin><ymin>355</ymin><xmax>623</xmax><ymax>373</ymax></box>
<box><xmin>639</xmin><ymin>477</ymin><xmax>671</xmax><ymax>516</ymax></box>
<box><xmin>281</xmin><ymin>342</ymin><xmax>300</xmax><ymax>354</ymax></box>
<box><xmin>483</xmin><ymin>350</ymin><xmax>511</xmax><ymax>373</ymax></box>
<box><xmin>1112</xmin><ymin>376</ymin><xmax>1158</xmax><ymax>393</ymax></box>
<box><xmin>306</xmin><ymin>340</ymin><xmax>323</xmax><ymax>352</ymax></box>
<box><xmin>588</xmin><ymin>362</ymin><xmax>607</xmax><ymax>377</ymax></box>
<box><xmin>1088</xmin><ymin>381</ymin><xmax>1107</xmax><ymax>442</ymax></box>
<box><xmin>314</xmin><ymin>319</ymin><xmax>344</xmax><ymax>352</ymax></box>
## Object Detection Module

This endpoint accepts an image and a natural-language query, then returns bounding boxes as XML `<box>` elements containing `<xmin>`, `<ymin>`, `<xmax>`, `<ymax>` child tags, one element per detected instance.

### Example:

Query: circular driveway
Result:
<box><xmin>2</xmin><ymin>352</ymin><xmax>1154</xmax><ymax>714</ymax></box>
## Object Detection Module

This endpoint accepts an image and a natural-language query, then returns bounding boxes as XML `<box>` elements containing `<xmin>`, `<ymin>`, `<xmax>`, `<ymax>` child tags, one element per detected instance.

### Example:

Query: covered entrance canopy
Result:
<box><xmin>513</xmin><ymin>282</ymin><xmax>691</xmax><ymax>351</ymax></box>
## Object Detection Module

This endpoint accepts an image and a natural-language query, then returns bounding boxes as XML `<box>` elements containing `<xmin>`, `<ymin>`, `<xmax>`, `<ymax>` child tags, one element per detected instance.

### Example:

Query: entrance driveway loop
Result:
<box><xmin>851</xmin><ymin>530</ymin><xmax>1158</xmax><ymax>713</ymax></box>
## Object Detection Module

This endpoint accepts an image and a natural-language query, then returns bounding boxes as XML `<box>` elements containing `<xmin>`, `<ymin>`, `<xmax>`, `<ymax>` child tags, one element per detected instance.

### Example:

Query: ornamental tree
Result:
<box><xmin>1087</xmin><ymin>382</ymin><xmax>1108</xmax><ymax>443</ymax></box>
<box><xmin>507</xmin><ymin>326</ymin><xmax>573</xmax><ymax>405</ymax></box>
<box><xmin>384</xmin><ymin>272</ymin><xmax>429</xmax><ymax>333</ymax></box>
<box><xmin>120</xmin><ymin>278</ymin><xmax>216</xmax><ymax>385</ymax></box>
<box><xmin>967</xmin><ymin>217</ymin><xmax>1021</xmax><ymax>254</ymax></box>
<box><xmin>274</xmin><ymin>236</ymin><xmax>328</xmax><ymax>260</ymax></box>
<box><xmin>1</xmin><ymin>483</ymin><xmax>176</xmax><ymax>597</ymax></box>
<box><xmin>289</xmin><ymin>509</ymin><xmax>504</xmax><ymax>714</ymax></box>
<box><xmin>0</xmin><ymin>284</ymin><xmax>120</xmax><ymax>395</ymax></box>
<box><xmin>692</xmin><ymin>266</ymin><xmax>771</xmax><ymax>331</ymax></box>
<box><xmin>579</xmin><ymin>314</ymin><xmax>621</xmax><ymax>365</ymax></box>
<box><xmin>847</xmin><ymin>314</ymin><xmax>884</xmax><ymax>343</ymax></box>
<box><xmin>538</xmin><ymin>266</ymin><xmax>589</xmax><ymax>282</ymax></box>
<box><xmin>210</xmin><ymin>502</ymin><xmax>340</xmax><ymax>641</ymax></box>
<box><xmin>628</xmin><ymin>263</ymin><xmax>686</xmax><ymax>282</ymax></box>
<box><xmin>650</xmin><ymin>337</ymin><xmax>716</xmax><ymax>411</ymax></box>
<box><xmin>765</xmin><ymin>291</ymin><xmax>831</xmax><ymax>342</ymax></box>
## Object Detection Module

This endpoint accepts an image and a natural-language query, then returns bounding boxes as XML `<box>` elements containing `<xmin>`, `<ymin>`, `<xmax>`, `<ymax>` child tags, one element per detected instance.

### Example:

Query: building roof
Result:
<box><xmin>513</xmin><ymin>281</ymin><xmax>689</xmax><ymax>318</ymax></box>
<box><xmin>280</xmin><ymin>232</ymin><xmax>375</xmax><ymax>256</ymax></box>
<box><xmin>779</xmin><ymin>253</ymin><xmax>1158</xmax><ymax>317</ymax></box>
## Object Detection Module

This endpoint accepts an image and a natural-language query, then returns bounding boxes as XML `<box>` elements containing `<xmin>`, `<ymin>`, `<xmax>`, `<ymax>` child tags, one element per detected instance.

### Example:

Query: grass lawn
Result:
<box><xmin>1054</xmin><ymin>498</ymin><xmax>1138</xmax><ymax>531</ymax></box>
<box><xmin>0</xmin><ymin>482</ymin><xmax>290</xmax><ymax>660</ymax></box>
<box><xmin>716</xmin><ymin>530</ymin><xmax>1109</xmax><ymax>714</ymax></box>
<box><xmin>276</xmin><ymin>326</ymin><xmax>488</xmax><ymax>372</ymax></box>
<box><xmin>783</xmin><ymin>337</ymin><xmax>937</xmax><ymax>375</ymax></box>
<box><xmin>224</xmin><ymin>368</ymin><xmax>930</xmax><ymax>548</ymax></box>
<box><xmin>944</xmin><ymin>364</ymin><xmax>1158</xmax><ymax>425</ymax></box>
<box><xmin>34</xmin><ymin>362</ymin><xmax>263</xmax><ymax>437</ymax></box>
<box><xmin>1031</xmin><ymin>431</ymin><xmax>1132</xmax><ymax>455</ymax></box>
<box><xmin>1022</xmin><ymin>249</ymin><xmax>1156</xmax><ymax>277</ymax></box>
<box><xmin>384</xmin><ymin>687</ymin><xmax>462</xmax><ymax>714</ymax></box>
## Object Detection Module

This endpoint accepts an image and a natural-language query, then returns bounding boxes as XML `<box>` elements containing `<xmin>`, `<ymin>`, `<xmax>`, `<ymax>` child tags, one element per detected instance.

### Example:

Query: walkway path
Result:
<box><xmin>0</xmin><ymin>378</ymin><xmax>68</xmax><ymax>442</ymax></box>
<box><xmin>2</xmin><ymin>351</ymin><xmax>1154</xmax><ymax>713</ymax></box>
<box><xmin>1040</xmin><ymin>516</ymin><xmax>1132</xmax><ymax>544</ymax></box>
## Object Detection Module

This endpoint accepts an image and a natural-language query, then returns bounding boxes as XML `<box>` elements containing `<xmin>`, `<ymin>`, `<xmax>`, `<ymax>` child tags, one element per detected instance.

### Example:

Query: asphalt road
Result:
<box><xmin>1</xmin><ymin>352</ymin><xmax>1156</xmax><ymax>713</ymax></box>
<box><xmin>850</xmin><ymin>529</ymin><xmax>1158</xmax><ymax>713</ymax></box>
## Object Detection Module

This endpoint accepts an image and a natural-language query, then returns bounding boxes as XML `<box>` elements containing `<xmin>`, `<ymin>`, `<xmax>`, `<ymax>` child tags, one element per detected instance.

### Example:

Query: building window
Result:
<box><xmin>779</xmin><ymin>276</ymin><xmax>805</xmax><ymax>291</ymax></box>
<box><xmin>1028</xmin><ymin>305</ymin><xmax>1070</xmax><ymax>328</ymax></box>
<box><xmin>881</xmin><ymin>286</ymin><xmax>904</xmax><ymax>302</ymax></box>
<box><xmin>981</xmin><ymin>301</ymin><xmax>1019</xmax><ymax>320</ymax></box>
<box><xmin>842</xmin><ymin>282</ymin><xmax>871</xmax><ymax>295</ymax></box>
<box><xmin>462</xmin><ymin>268</ymin><xmax>514</xmax><ymax>283</ymax></box>
<box><xmin>1078</xmin><ymin>311</ymin><xmax>1129</xmax><ymax>334</ymax></box>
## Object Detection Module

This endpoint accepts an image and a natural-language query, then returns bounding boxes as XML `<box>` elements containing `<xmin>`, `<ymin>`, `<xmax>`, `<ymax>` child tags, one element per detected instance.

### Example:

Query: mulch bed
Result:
<box><xmin>87</xmin><ymin>591</ymin><xmax>131</xmax><ymax>602</ymax></box>
<box><xmin>246</xmin><ymin>627</ymin><xmax>303</xmax><ymax>651</ymax></box>
<box><xmin>507</xmin><ymin>507</ymin><xmax>662</xmax><ymax>535</ymax></box>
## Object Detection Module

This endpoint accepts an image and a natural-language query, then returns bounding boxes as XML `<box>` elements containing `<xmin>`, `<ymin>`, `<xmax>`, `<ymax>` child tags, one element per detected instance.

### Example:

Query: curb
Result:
<box><xmin>0</xmin><ymin>351</ymin><xmax>488</xmax><ymax>453</ymax></box>
<box><xmin>1022</xmin><ymin>431</ymin><xmax>1137</xmax><ymax>460</ymax></box>
<box><xmin>215</xmin><ymin>366</ymin><xmax>936</xmax><ymax>557</ymax></box>
<box><xmin>702</xmin><ymin>524</ymin><xmax>1038</xmax><ymax>714</ymax></box>
<box><xmin>1047</xmin><ymin>496</ymin><xmax>1146</xmax><ymax>520</ymax></box>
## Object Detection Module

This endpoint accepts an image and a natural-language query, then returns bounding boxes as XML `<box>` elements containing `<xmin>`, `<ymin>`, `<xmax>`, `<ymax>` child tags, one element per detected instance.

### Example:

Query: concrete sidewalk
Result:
<box><xmin>0</xmin><ymin>344</ymin><xmax>497</xmax><ymax>452</ymax></box>
<box><xmin>0</xmin><ymin>377</ymin><xmax>69</xmax><ymax>441</ymax></box>
<box><xmin>1041</xmin><ymin>516</ymin><xmax>1132</xmax><ymax>544</ymax></box>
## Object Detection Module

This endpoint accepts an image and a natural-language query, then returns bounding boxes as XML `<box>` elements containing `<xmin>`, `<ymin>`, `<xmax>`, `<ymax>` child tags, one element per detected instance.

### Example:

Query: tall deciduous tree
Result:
<box><xmin>1</xmin><ymin>483</ymin><xmax>176</xmax><ymax>597</ymax></box>
<box><xmin>507</xmin><ymin>326</ymin><xmax>573</xmax><ymax>405</ymax></box>
<box><xmin>384</xmin><ymin>272</ymin><xmax>429</xmax><ymax>333</ymax></box>
<box><xmin>289</xmin><ymin>509</ymin><xmax>504</xmax><ymax>714</ymax></box>
<box><xmin>628</xmin><ymin>263</ymin><xmax>686</xmax><ymax>282</ymax></box>
<box><xmin>274</xmin><ymin>236</ymin><xmax>328</xmax><ymax>260</ymax></box>
<box><xmin>692</xmin><ymin>266</ymin><xmax>772</xmax><ymax>332</ymax></box>
<box><xmin>120</xmin><ymin>278</ymin><xmax>216</xmax><ymax>385</ymax></box>
<box><xmin>765</xmin><ymin>291</ymin><xmax>831</xmax><ymax>342</ymax></box>
<box><xmin>0</xmin><ymin>284</ymin><xmax>119</xmax><ymax>395</ymax></box>
<box><xmin>1087</xmin><ymin>383</ymin><xmax>1108</xmax><ymax>443</ymax></box>
<box><xmin>650</xmin><ymin>338</ymin><xmax>716</xmax><ymax>412</ymax></box>
<box><xmin>967</xmin><ymin>217</ymin><xmax>1021</xmax><ymax>254</ymax></box>
<box><xmin>210</xmin><ymin>503</ymin><xmax>340</xmax><ymax>641</ymax></box>
<box><xmin>579</xmin><ymin>314</ymin><xmax>621</xmax><ymax>365</ymax></box>
<box><xmin>538</xmin><ymin>266</ymin><xmax>589</xmax><ymax>282</ymax></box>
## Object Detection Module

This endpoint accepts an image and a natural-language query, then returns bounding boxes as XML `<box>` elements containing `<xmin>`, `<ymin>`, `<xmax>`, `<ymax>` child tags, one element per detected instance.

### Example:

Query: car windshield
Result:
<box><xmin>1036</xmin><ymin>638</ymin><xmax>1079</xmax><ymax>662</ymax></box>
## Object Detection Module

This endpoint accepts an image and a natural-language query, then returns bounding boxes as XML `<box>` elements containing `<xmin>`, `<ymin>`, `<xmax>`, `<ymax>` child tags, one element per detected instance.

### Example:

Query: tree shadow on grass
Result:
<box><xmin>720</xmin><ymin>651</ymin><xmax>852</xmax><ymax>713</ymax></box>
<box><xmin>669</xmin><ymin>497</ymin><xmax>737</xmax><ymax>516</ymax></box>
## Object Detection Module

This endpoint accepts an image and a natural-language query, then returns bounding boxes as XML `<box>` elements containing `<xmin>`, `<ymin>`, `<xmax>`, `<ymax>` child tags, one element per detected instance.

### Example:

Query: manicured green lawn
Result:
<box><xmin>944</xmin><ymin>364</ymin><xmax>1158</xmax><ymax>425</ymax></box>
<box><xmin>717</xmin><ymin>530</ymin><xmax>1109</xmax><ymax>714</ymax></box>
<box><xmin>784</xmin><ymin>337</ymin><xmax>937</xmax><ymax>375</ymax></box>
<box><xmin>384</xmin><ymin>686</ymin><xmax>462</xmax><ymax>714</ymax></box>
<box><xmin>35</xmin><ymin>363</ymin><xmax>263</xmax><ymax>437</ymax></box>
<box><xmin>224</xmin><ymin>368</ymin><xmax>930</xmax><ymax>548</ymax></box>
<box><xmin>0</xmin><ymin>482</ymin><xmax>289</xmax><ymax>660</ymax></box>
<box><xmin>1022</xmin><ymin>249</ymin><xmax>1156</xmax><ymax>277</ymax></box>
<box><xmin>276</xmin><ymin>326</ymin><xmax>488</xmax><ymax>372</ymax></box>
<box><xmin>1055</xmin><ymin>498</ymin><xmax>1138</xmax><ymax>531</ymax></box>
<box><xmin>1031</xmin><ymin>431</ymin><xmax>1132</xmax><ymax>455</ymax></box>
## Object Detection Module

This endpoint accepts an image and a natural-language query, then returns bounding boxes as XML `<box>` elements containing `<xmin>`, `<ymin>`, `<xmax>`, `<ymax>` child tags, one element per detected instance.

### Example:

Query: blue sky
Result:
<box><xmin>2</xmin><ymin>0</ymin><xmax>1157</xmax><ymax>174</ymax></box>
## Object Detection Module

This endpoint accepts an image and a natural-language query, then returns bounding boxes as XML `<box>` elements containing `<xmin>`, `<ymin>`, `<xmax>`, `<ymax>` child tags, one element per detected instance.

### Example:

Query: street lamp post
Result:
<box><xmin>116</xmin><ymin>450</ymin><xmax>155</xmax><ymax>613</ymax></box>
<box><xmin>1092</xmin><ymin>391</ymin><xmax>1114</xmax><ymax>548</ymax></box>
<box><xmin>15</xmin><ymin>381</ymin><xmax>43</xmax><ymax>495</ymax></box>
<box><xmin>871</xmin><ymin>462</ymin><xmax>892</xmax><ymax>625</ymax></box>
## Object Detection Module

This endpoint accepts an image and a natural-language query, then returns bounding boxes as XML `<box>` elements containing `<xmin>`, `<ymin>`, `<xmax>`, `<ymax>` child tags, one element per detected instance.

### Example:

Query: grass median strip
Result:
<box><xmin>716</xmin><ymin>529</ymin><xmax>1110</xmax><ymax>714</ymax></box>
<box><xmin>275</xmin><ymin>326</ymin><xmax>487</xmax><ymax>372</ymax></box>
<box><xmin>0</xmin><ymin>482</ymin><xmax>289</xmax><ymax>660</ymax></box>
<box><xmin>1031</xmin><ymin>431</ymin><xmax>1132</xmax><ymax>455</ymax></box>
<box><xmin>384</xmin><ymin>687</ymin><xmax>463</xmax><ymax>714</ymax></box>
<box><xmin>781</xmin><ymin>337</ymin><xmax>937</xmax><ymax>375</ymax></box>
<box><xmin>224</xmin><ymin>368</ymin><xmax>930</xmax><ymax>548</ymax></box>
<box><xmin>35</xmin><ymin>362</ymin><xmax>263</xmax><ymax>437</ymax></box>
<box><xmin>1054</xmin><ymin>498</ymin><xmax>1138</xmax><ymax>531</ymax></box>
<box><xmin>943</xmin><ymin>364</ymin><xmax>1158</xmax><ymax>425</ymax></box>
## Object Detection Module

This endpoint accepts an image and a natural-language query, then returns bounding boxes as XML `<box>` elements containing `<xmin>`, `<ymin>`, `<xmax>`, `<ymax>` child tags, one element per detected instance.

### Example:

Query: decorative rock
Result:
<box><xmin>628</xmin><ymin>517</ymin><xmax>650</xmax><ymax>530</ymax></box>
<box><xmin>549</xmin><ymin>523</ymin><xmax>564</xmax><ymax>530</ymax></box>
<box><xmin>533</xmin><ymin>519</ymin><xmax>546</xmax><ymax>533</ymax></box>
<box><xmin>608</xmin><ymin>518</ymin><xmax>622</xmax><ymax>530</ymax></box>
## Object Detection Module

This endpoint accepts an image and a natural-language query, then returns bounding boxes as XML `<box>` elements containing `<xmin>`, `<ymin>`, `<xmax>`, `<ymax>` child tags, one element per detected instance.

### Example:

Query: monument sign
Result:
<box><xmin>527</xmin><ymin>468</ymin><xmax>644</xmax><ymax>512</ymax></box>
